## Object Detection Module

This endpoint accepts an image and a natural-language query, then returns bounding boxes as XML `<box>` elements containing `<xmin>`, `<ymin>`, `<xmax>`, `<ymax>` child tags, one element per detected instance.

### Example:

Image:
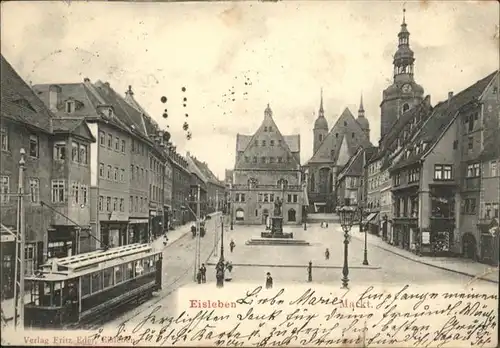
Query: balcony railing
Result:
<box><xmin>231</xmin><ymin>184</ymin><xmax>302</xmax><ymax>191</ymax></box>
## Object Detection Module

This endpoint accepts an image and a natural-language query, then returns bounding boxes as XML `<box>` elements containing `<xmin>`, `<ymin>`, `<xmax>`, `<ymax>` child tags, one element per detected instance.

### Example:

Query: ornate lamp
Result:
<box><xmin>338</xmin><ymin>205</ymin><xmax>356</xmax><ymax>289</ymax></box>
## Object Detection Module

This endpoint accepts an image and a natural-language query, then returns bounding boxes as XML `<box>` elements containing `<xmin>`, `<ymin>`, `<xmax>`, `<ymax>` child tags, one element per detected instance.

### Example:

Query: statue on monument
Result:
<box><xmin>274</xmin><ymin>197</ymin><xmax>283</xmax><ymax>216</ymax></box>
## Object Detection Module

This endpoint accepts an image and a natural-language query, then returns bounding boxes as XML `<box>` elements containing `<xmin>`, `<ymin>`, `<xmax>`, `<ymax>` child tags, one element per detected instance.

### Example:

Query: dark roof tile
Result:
<box><xmin>1</xmin><ymin>55</ymin><xmax>53</xmax><ymax>133</ymax></box>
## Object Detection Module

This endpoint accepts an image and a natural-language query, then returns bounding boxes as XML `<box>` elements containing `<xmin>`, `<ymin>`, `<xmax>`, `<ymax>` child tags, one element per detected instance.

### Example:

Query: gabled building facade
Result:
<box><xmin>336</xmin><ymin>147</ymin><xmax>364</xmax><ymax>207</ymax></box>
<box><xmin>231</xmin><ymin>104</ymin><xmax>305</xmax><ymax>225</ymax></box>
<box><xmin>390</xmin><ymin>71</ymin><xmax>498</xmax><ymax>257</ymax></box>
<box><xmin>305</xmin><ymin>92</ymin><xmax>373</xmax><ymax>213</ymax></box>
<box><xmin>1</xmin><ymin>56</ymin><xmax>95</xmax><ymax>298</ymax></box>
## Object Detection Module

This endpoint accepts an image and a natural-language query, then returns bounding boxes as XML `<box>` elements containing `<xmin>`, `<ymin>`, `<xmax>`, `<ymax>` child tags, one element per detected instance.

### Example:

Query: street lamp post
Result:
<box><xmin>13</xmin><ymin>148</ymin><xmax>26</xmax><ymax>329</ymax></box>
<box><xmin>216</xmin><ymin>215</ymin><xmax>225</xmax><ymax>288</ymax></box>
<box><xmin>338</xmin><ymin>205</ymin><xmax>356</xmax><ymax>289</ymax></box>
<box><xmin>230</xmin><ymin>196</ymin><xmax>234</xmax><ymax>231</ymax></box>
<box><xmin>359</xmin><ymin>203</ymin><xmax>369</xmax><ymax>266</ymax></box>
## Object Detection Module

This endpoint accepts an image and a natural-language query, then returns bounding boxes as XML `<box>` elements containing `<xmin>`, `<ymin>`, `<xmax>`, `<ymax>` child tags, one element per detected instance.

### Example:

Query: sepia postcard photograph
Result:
<box><xmin>0</xmin><ymin>0</ymin><xmax>499</xmax><ymax>346</ymax></box>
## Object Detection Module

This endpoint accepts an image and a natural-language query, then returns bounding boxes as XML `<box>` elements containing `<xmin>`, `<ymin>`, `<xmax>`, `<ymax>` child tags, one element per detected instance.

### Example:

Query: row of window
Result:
<box><xmin>129</xmin><ymin>195</ymin><xmax>148</xmax><ymax>213</ymax></box>
<box><xmin>244</xmin><ymin>156</ymin><xmax>292</xmax><ymax>164</ymax></box>
<box><xmin>130</xmin><ymin>165</ymin><xmax>148</xmax><ymax>184</ymax></box>
<box><xmin>81</xmin><ymin>256</ymin><xmax>157</xmax><ymax>298</ymax></box>
<box><xmin>0</xmin><ymin>177</ymin><xmax>89</xmax><ymax>205</ymax></box>
<box><xmin>99</xmin><ymin>163</ymin><xmax>126</xmax><ymax>182</ymax></box>
<box><xmin>131</xmin><ymin>139</ymin><xmax>148</xmax><ymax>156</ymax></box>
<box><xmin>254</xmin><ymin>139</ymin><xmax>281</xmax><ymax>147</ymax></box>
<box><xmin>98</xmin><ymin>131</ymin><xmax>126</xmax><ymax>153</ymax></box>
<box><xmin>98</xmin><ymin>196</ymin><xmax>125</xmax><ymax>212</ymax></box>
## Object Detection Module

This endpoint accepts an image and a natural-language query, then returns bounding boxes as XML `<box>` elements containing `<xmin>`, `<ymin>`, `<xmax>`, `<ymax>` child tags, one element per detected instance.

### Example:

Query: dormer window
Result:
<box><xmin>65</xmin><ymin>100</ymin><xmax>75</xmax><ymax>113</ymax></box>
<box><xmin>108</xmin><ymin>109</ymin><xmax>113</xmax><ymax>117</ymax></box>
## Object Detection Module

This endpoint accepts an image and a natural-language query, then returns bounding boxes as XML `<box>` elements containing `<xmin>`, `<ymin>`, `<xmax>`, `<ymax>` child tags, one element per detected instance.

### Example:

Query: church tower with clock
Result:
<box><xmin>380</xmin><ymin>9</ymin><xmax>424</xmax><ymax>139</ymax></box>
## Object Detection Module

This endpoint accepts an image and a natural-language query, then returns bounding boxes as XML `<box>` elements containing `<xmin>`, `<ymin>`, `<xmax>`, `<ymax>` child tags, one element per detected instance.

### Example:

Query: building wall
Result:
<box><xmin>367</xmin><ymin>159</ymin><xmax>383</xmax><ymax>212</ymax></box>
<box><xmin>50</xmin><ymin>134</ymin><xmax>92</xmax><ymax>227</ymax></box>
<box><xmin>232</xmin><ymin>169</ymin><xmax>303</xmax><ymax>225</ymax></box>
<box><xmin>171</xmin><ymin>160</ymin><xmax>191</xmax><ymax>226</ymax></box>
<box><xmin>96</xmin><ymin>122</ymin><xmax>131</xmax><ymax>222</ymax></box>
<box><xmin>164</xmin><ymin>159</ymin><xmax>173</xmax><ymax>208</ymax></box>
<box><xmin>129</xmin><ymin>137</ymin><xmax>150</xmax><ymax>219</ymax></box>
<box><xmin>0</xmin><ymin>121</ymin><xmax>52</xmax><ymax>258</ymax></box>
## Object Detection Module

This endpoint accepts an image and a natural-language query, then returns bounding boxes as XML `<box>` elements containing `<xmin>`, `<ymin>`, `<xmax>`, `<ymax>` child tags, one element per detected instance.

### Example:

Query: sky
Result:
<box><xmin>1</xmin><ymin>1</ymin><xmax>498</xmax><ymax>179</ymax></box>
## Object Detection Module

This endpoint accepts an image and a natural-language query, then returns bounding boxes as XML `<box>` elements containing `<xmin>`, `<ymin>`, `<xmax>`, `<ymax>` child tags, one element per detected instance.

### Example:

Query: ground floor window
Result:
<box><xmin>48</xmin><ymin>240</ymin><xmax>72</xmax><ymax>259</ymax></box>
<box><xmin>288</xmin><ymin>208</ymin><xmax>296</xmax><ymax>222</ymax></box>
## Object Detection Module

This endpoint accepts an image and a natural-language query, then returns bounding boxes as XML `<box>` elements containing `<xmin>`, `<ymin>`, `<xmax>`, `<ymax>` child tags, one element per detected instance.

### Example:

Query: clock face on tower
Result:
<box><xmin>402</xmin><ymin>84</ymin><xmax>412</xmax><ymax>93</ymax></box>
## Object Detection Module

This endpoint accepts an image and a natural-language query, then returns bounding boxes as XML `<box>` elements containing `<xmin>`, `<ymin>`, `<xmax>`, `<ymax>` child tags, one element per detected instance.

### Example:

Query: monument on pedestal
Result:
<box><xmin>248</xmin><ymin>197</ymin><xmax>310</xmax><ymax>244</ymax></box>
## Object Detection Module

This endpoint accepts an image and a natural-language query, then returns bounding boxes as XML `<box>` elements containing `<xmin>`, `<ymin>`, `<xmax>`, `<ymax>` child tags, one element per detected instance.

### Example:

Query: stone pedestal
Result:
<box><xmin>260</xmin><ymin>216</ymin><xmax>293</xmax><ymax>239</ymax></box>
<box><xmin>271</xmin><ymin>217</ymin><xmax>283</xmax><ymax>235</ymax></box>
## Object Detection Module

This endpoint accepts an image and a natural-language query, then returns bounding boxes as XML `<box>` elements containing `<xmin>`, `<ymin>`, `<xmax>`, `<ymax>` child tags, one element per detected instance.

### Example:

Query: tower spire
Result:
<box><xmin>318</xmin><ymin>88</ymin><xmax>324</xmax><ymax>117</ymax></box>
<box><xmin>402</xmin><ymin>7</ymin><xmax>406</xmax><ymax>25</ymax></box>
<box><xmin>358</xmin><ymin>94</ymin><xmax>365</xmax><ymax>117</ymax></box>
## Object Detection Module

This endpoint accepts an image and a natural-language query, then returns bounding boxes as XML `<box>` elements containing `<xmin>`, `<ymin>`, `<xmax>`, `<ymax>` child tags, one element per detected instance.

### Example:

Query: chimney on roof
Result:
<box><xmin>448</xmin><ymin>91</ymin><xmax>453</xmax><ymax>105</ymax></box>
<box><xmin>84</xmin><ymin>77</ymin><xmax>90</xmax><ymax>83</ymax></box>
<box><xmin>104</xmin><ymin>82</ymin><xmax>110</xmax><ymax>88</ymax></box>
<box><xmin>48</xmin><ymin>85</ymin><xmax>61</xmax><ymax>112</ymax></box>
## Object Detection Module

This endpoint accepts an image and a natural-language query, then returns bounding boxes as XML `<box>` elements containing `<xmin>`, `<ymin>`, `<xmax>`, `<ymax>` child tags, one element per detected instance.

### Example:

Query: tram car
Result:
<box><xmin>23</xmin><ymin>243</ymin><xmax>163</xmax><ymax>329</ymax></box>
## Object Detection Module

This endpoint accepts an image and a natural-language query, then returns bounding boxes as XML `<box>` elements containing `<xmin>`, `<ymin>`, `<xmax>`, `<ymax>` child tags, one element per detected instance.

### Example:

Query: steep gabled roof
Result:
<box><xmin>190</xmin><ymin>155</ymin><xmax>224</xmax><ymax>187</ymax></box>
<box><xmin>52</xmin><ymin>118</ymin><xmax>96</xmax><ymax>142</ymax></box>
<box><xmin>1</xmin><ymin>55</ymin><xmax>53</xmax><ymax>133</ymax></box>
<box><xmin>93</xmin><ymin>81</ymin><xmax>150</xmax><ymax>138</ymax></box>
<box><xmin>306</xmin><ymin>107</ymin><xmax>373</xmax><ymax>165</ymax></box>
<box><xmin>392</xmin><ymin>71</ymin><xmax>498</xmax><ymax>170</ymax></box>
<box><xmin>338</xmin><ymin>146</ymin><xmax>364</xmax><ymax>182</ymax></box>
<box><xmin>234</xmin><ymin>105</ymin><xmax>301</xmax><ymax>170</ymax></box>
<box><xmin>370</xmin><ymin>96</ymin><xmax>433</xmax><ymax>164</ymax></box>
<box><xmin>186</xmin><ymin>154</ymin><xmax>207</xmax><ymax>184</ymax></box>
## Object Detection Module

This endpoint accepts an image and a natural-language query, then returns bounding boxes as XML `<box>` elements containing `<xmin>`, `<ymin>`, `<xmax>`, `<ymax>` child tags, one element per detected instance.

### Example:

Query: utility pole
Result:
<box><xmin>193</xmin><ymin>185</ymin><xmax>201</xmax><ymax>282</ymax></box>
<box><xmin>14</xmin><ymin>148</ymin><xmax>26</xmax><ymax>329</ymax></box>
<box><xmin>214</xmin><ymin>190</ymin><xmax>218</xmax><ymax>257</ymax></box>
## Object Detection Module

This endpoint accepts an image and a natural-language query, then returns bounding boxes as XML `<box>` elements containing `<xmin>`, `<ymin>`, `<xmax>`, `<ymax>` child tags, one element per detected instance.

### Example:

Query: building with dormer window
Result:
<box><xmin>1</xmin><ymin>56</ymin><xmax>95</xmax><ymax>299</ymax></box>
<box><xmin>231</xmin><ymin>104</ymin><xmax>306</xmax><ymax>225</ymax></box>
<box><xmin>390</xmin><ymin>70</ymin><xmax>498</xmax><ymax>257</ymax></box>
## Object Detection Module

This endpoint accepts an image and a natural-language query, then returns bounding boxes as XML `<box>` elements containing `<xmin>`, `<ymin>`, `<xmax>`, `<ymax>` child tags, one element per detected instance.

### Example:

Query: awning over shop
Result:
<box><xmin>129</xmin><ymin>218</ymin><xmax>149</xmax><ymax>224</ymax></box>
<box><xmin>362</xmin><ymin>213</ymin><xmax>378</xmax><ymax>225</ymax></box>
<box><xmin>1</xmin><ymin>224</ymin><xmax>16</xmax><ymax>243</ymax></box>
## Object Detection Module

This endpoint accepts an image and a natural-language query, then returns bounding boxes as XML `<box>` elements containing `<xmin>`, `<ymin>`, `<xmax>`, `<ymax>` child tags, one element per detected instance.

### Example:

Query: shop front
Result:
<box><xmin>428</xmin><ymin>218</ymin><xmax>454</xmax><ymax>256</ymax></box>
<box><xmin>164</xmin><ymin>206</ymin><xmax>172</xmax><ymax>232</ymax></box>
<box><xmin>149</xmin><ymin>210</ymin><xmax>164</xmax><ymax>239</ymax></box>
<box><xmin>479</xmin><ymin>218</ymin><xmax>499</xmax><ymax>266</ymax></box>
<box><xmin>128</xmin><ymin>218</ymin><xmax>149</xmax><ymax>244</ymax></box>
<box><xmin>392</xmin><ymin>219</ymin><xmax>418</xmax><ymax>251</ymax></box>
<box><xmin>100</xmin><ymin>220</ymin><xmax>128</xmax><ymax>249</ymax></box>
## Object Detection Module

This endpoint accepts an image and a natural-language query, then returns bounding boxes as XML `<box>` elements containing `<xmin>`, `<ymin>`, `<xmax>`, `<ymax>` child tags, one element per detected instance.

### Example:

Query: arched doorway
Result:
<box><xmin>288</xmin><ymin>209</ymin><xmax>296</xmax><ymax>222</ymax></box>
<box><xmin>462</xmin><ymin>233</ymin><xmax>477</xmax><ymax>260</ymax></box>
<box><xmin>235</xmin><ymin>208</ymin><xmax>244</xmax><ymax>221</ymax></box>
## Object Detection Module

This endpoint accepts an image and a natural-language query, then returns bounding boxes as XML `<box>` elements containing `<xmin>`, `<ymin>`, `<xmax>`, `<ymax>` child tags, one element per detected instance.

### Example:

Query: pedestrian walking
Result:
<box><xmin>265</xmin><ymin>272</ymin><xmax>273</xmax><ymax>289</ymax></box>
<box><xmin>200</xmin><ymin>263</ymin><xmax>207</xmax><ymax>283</ymax></box>
<box><xmin>197</xmin><ymin>269</ymin><xmax>202</xmax><ymax>284</ymax></box>
<box><xmin>326</xmin><ymin>222</ymin><xmax>329</xmax><ymax>228</ymax></box>
<box><xmin>325</xmin><ymin>248</ymin><xmax>330</xmax><ymax>260</ymax></box>
<box><xmin>230</xmin><ymin>239</ymin><xmax>235</xmax><ymax>253</ymax></box>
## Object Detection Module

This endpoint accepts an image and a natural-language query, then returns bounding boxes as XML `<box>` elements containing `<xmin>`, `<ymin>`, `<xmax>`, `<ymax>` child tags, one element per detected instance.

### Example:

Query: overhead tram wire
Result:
<box><xmin>40</xmin><ymin>200</ymin><xmax>109</xmax><ymax>250</ymax></box>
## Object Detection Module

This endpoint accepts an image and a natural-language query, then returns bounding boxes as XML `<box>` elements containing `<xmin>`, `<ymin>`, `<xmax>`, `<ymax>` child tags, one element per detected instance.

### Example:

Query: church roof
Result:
<box><xmin>234</xmin><ymin>104</ymin><xmax>301</xmax><ymax>170</ymax></box>
<box><xmin>306</xmin><ymin>107</ymin><xmax>373</xmax><ymax>165</ymax></box>
<box><xmin>1</xmin><ymin>55</ymin><xmax>54</xmax><ymax>134</ymax></box>
<box><xmin>391</xmin><ymin>70</ymin><xmax>498</xmax><ymax>171</ymax></box>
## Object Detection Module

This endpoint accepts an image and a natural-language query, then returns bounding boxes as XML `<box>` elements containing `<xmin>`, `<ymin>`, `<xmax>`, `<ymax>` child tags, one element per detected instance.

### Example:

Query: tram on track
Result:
<box><xmin>23</xmin><ymin>243</ymin><xmax>163</xmax><ymax>329</ymax></box>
